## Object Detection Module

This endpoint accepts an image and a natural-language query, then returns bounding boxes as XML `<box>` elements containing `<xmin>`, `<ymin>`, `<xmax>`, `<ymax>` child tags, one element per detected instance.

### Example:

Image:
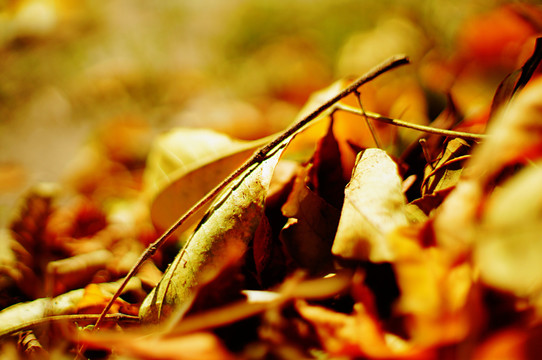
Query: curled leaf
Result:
<box><xmin>144</xmin><ymin>128</ymin><xmax>273</xmax><ymax>234</ymax></box>
<box><xmin>332</xmin><ymin>149</ymin><xmax>408</xmax><ymax>262</ymax></box>
<box><xmin>140</xmin><ymin>145</ymin><xmax>287</xmax><ymax>323</ymax></box>
<box><xmin>490</xmin><ymin>37</ymin><xmax>542</xmax><ymax>118</ymax></box>
<box><xmin>421</xmin><ymin>138</ymin><xmax>471</xmax><ymax>196</ymax></box>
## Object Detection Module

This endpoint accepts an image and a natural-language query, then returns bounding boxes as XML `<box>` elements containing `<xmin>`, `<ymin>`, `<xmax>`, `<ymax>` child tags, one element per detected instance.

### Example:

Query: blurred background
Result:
<box><xmin>0</xmin><ymin>0</ymin><xmax>538</xmax><ymax>223</ymax></box>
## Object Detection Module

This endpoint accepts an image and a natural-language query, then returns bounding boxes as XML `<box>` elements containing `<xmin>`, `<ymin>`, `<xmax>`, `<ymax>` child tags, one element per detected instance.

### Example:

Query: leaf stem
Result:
<box><xmin>93</xmin><ymin>55</ymin><xmax>410</xmax><ymax>329</ymax></box>
<box><xmin>335</xmin><ymin>103</ymin><xmax>487</xmax><ymax>141</ymax></box>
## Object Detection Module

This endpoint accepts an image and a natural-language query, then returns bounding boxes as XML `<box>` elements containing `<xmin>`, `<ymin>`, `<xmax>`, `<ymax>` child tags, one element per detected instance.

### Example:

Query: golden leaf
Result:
<box><xmin>474</xmin><ymin>163</ymin><xmax>542</xmax><ymax>297</ymax></box>
<box><xmin>139</xmin><ymin>144</ymin><xmax>287</xmax><ymax>323</ymax></box>
<box><xmin>332</xmin><ymin>148</ymin><xmax>408</xmax><ymax>262</ymax></box>
<box><xmin>143</xmin><ymin>128</ymin><xmax>273</xmax><ymax>235</ymax></box>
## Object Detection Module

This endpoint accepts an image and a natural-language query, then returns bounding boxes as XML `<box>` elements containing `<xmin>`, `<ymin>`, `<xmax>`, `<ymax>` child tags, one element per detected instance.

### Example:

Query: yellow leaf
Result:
<box><xmin>143</xmin><ymin>128</ymin><xmax>273</xmax><ymax>235</ymax></box>
<box><xmin>390</xmin><ymin>228</ymin><xmax>477</xmax><ymax>347</ymax></box>
<box><xmin>475</xmin><ymin>163</ymin><xmax>542</xmax><ymax>297</ymax></box>
<box><xmin>81</xmin><ymin>331</ymin><xmax>236</xmax><ymax>360</ymax></box>
<box><xmin>434</xmin><ymin>77</ymin><xmax>542</xmax><ymax>254</ymax></box>
<box><xmin>332</xmin><ymin>148</ymin><xmax>408</xmax><ymax>262</ymax></box>
<box><xmin>140</xmin><ymin>143</ymin><xmax>287</xmax><ymax>323</ymax></box>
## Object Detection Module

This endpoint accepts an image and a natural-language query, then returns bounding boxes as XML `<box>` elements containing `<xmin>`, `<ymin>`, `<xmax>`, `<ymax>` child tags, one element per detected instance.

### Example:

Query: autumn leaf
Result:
<box><xmin>434</xmin><ymin>77</ymin><xmax>542</xmax><ymax>252</ymax></box>
<box><xmin>421</xmin><ymin>138</ymin><xmax>471</xmax><ymax>196</ymax></box>
<box><xmin>0</xmin><ymin>279</ymin><xmax>141</xmax><ymax>338</ymax></box>
<box><xmin>143</xmin><ymin>128</ymin><xmax>273</xmax><ymax>235</ymax></box>
<box><xmin>332</xmin><ymin>148</ymin><xmax>408</xmax><ymax>262</ymax></box>
<box><xmin>7</xmin><ymin>184</ymin><xmax>59</xmax><ymax>299</ymax></box>
<box><xmin>474</xmin><ymin>163</ymin><xmax>542</xmax><ymax>296</ymax></box>
<box><xmin>280</xmin><ymin>166</ymin><xmax>340</xmax><ymax>275</ymax></box>
<box><xmin>490</xmin><ymin>36</ymin><xmax>542</xmax><ymax>118</ymax></box>
<box><xmin>389</xmin><ymin>227</ymin><xmax>479</xmax><ymax>347</ymax></box>
<box><xmin>80</xmin><ymin>331</ymin><xmax>236</xmax><ymax>360</ymax></box>
<box><xmin>139</xmin><ymin>144</ymin><xmax>287</xmax><ymax>323</ymax></box>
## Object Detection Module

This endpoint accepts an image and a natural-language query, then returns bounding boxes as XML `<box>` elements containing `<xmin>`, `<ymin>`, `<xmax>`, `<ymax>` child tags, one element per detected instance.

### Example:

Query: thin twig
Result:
<box><xmin>0</xmin><ymin>314</ymin><xmax>139</xmax><ymax>339</ymax></box>
<box><xmin>354</xmin><ymin>90</ymin><xmax>381</xmax><ymax>148</ymax></box>
<box><xmin>93</xmin><ymin>55</ymin><xmax>410</xmax><ymax>329</ymax></box>
<box><xmin>335</xmin><ymin>103</ymin><xmax>488</xmax><ymax>141</ymax></box>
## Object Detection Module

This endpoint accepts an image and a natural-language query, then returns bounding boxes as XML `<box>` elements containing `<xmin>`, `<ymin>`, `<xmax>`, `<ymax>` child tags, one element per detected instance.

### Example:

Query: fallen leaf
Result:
<box><xmin>46</xmin><ymin>249</ymin><xmax>113</xmax><ymax>296</ymax></box>
<box><xmin>139</xmin><ymin>143</ymin><xmax>287</xmax><ymax>323</ymax></box>
<box><xmin>308</xmin><ymin>118</ymin><xmax>347</xmax><ymax>208</ymax></box>
<box><xmin>143</xmin><ymin>128</ymin><xmax>273</xmax><ymax>235</ymax></box>
<box><xmin>421</xmin><ymin>138</ymin><xmax>471</xmax><ymax>196</ymax></box>
<box><xmin>81</xmin><ymin>331</ymin><xmax>236</xmax><ymax>360</ymax></box>
<box><xmin>434</xmin><ymin>77</ymin><xmax>542</xmax><ymax>252</ymax></box>
<box><xmin>490</xmin><ymin>36</ymin><xmax>542</xmax><ymax>118</ymax></box>
<box><xmin>390</xmin><ymin>228</ymin><xmax>478</xmax><ymax>347</ymax></box>
<box><xmin>8</xmin><ymin>183</ymin><xmax>59</xmax><ymax>299</ymax></box>
<box><xmin>280</xmin><ymin>166</ymin><xmax>339</xmax><ymax>275</ymax></box>
<box><xmin>296</xmin><ymin>300</ymin><xmax>430</xmax><ymax>358</ymax></box>
<box><xmin>0</xmin><ymin>280</ymin><xmax>140</xmax><ymax>338</ymax></box>
<box><xmin>332</xmin><ymin>148</ymin><xmax>408</xmax><ymax>262</ymax></box>
<box><xmin>474</xmin><ymin>163</ymin><xmax>542</xmax><ymax>297</ymax></box>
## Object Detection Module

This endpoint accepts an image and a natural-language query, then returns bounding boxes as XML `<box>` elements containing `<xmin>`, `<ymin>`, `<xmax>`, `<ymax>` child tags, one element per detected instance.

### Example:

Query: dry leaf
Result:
<box><xmin>490</xmin><ymin>37</ymin><xmax>542</xmax><ymax>118</ymax></box>
<box><xmin>390</xmin><ymin>228</ymin><xmax>478</xmax><ymax>347</ymax></box>
<box><xmin>81</xmin><ymin>331</ymin><xmax>236</xmax><ymax>360</ymax></box>
<box><xmin>296</xmin><ymin>300</ymin><xmax>429</xmax><ymax>358</ymax></box>
<box><xmin>0</xmin><ymin>292</ymin><xmax>83</xmax><ymax>338</ymax></box>
<box><xmin>308</xmin><ymin>119</ymin><xmax>347</xmax><ymax>208</ymax></box>
<box><xmin>280</xmin><ymin>166</ymin><xmax>339</xmax><ymax>275</ymax></box>
<box><xmin>8</xmin><ymin>184</ymin><xmax>59</xmax><ymax>299</ymax></box>
<box><xmin>139</xmin><ymin>145</ymin><xmax>286</xmax><ymax>323</ymax></box>
<box><xmin>332</xmin><ymin>148</ymin><xmax>408</xmax><ymax>262</ymax></box>
<box><xmin>0</xmin><ymin>279</ymin><xmax>141</xmax><ymax>338</ymax></box>
<box><xmin>421</xmin><ymin>138</ymin><xmax>471</xmax><ymax>196</ymax></box>
<box><xmin>474</xmin><ymin>163</ymin><xmax>542</xmax><ymax>297</ymax></box>
<box><xmin>434</xmin><ymin>77</ymin><xmax>542</xmax><ymax>252</ymax></box>
<box><xmin>46</xmin><ymin>249</ymin><xmax>113</xmax><ymax>296</ymax></box>
<box><xmin>143</xmin><ymin>128</ymin><xmax>273</xmax><ymax>235</ymax></box>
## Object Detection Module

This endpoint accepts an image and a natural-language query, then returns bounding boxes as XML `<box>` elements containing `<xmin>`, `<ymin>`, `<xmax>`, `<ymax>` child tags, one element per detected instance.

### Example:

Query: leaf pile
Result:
<box><xmin>2</xmin><ymin>4</ymin><xmax>542</xmax><ymax>360</ymax></box>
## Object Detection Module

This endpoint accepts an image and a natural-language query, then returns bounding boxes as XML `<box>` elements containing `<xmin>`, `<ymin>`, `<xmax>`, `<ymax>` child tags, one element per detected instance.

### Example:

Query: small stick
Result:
<box><xmin>354</xmin><ymin>90</ymin><xmax>381</xmax><ymax>148</ymax></box>
<box><xmin>93</xmin><ymin>55</ymin><xmax>410</xmax><ymax>329</ymax></box>
<box><xmin>335</xmin><ymin>103</ymin><xmax>487</xmax><ymax>141</ymax></box>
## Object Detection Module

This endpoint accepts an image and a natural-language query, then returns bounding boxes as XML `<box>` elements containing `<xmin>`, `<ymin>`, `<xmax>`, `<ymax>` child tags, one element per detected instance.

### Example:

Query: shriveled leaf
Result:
<box><xmin>8</xmin><ymin>183</ymin><xmax>59</xmax><ymax>299</ymax></box>
<box><xmin>144</xmin><ymin>128</ymin><xmax>273</xmax><ymax>234</ymax></box>
<box><xmin>474</xmin><ymin>163</ymin><xmax>542</xmax><ymax>297</ymax></box>
<box><xmin>308</xmin><ymin>119</ymin><xmax>347</xmax><ymax>208</ymax></box>
<box><xmin>139</xmin><ymin>146</ymin><xmax>286</xmax><ymax>323</ymax></box>
<box><xmin>490</xmin><ymin>37</ymin><xmax>542</xmax><ymax>118</ymax></box>
<box><xmin>421</xmin><ymin>138</ymin><xmax>471</xmax><ymax>196</ymax></box>
<box><xmin>465</xmin><ymin>77</ymin><xmax>542</xmax><ymax>183</ymax></box>
<box><xmin>434</xmin><ymin>77</ymin><xmax>542</xmax><ymax>252</ymax></box>
<box><xmin>280</xmin><ymin>166</ymin><xmax>339</xmax><ymax>275</ymax></box>
<box><xmin>332</xmin><ymin>149</ymin><xmax>408</xmax><ymax>262</ymax></box>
